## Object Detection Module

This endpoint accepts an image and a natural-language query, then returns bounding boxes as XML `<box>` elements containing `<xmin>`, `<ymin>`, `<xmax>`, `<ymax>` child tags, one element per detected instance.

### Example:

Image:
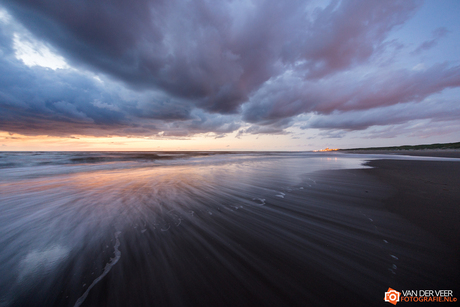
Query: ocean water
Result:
<box><xmin>0</xmin><ymin>152</ymin><xmax>455</xmax><ymax>306</ymax></box>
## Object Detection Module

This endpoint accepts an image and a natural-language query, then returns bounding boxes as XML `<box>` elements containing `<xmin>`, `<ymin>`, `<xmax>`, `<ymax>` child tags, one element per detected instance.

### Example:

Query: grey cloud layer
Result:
<box><xmin>0</xmin><ymin>27</ymin><xmax>127</xmax><ymax>135</ymax></box>
<box><xmin>243</xmin><ymin>63</ymin><xmax>460</xmax><ymax>123</ymax></box>
<box><xmin>303</xmin><ymin>97</ymin><xmax>460</xmax><ymax>131</ymax></box>
<box><xmin>1</xmin><ymin>0</ymin><xmax>459</xmax><ymax>137</ymax></box>
<box><xmin>0</xmin><ymin>22</ymin><xmax>237</xmax><ymax>136</ymax></box>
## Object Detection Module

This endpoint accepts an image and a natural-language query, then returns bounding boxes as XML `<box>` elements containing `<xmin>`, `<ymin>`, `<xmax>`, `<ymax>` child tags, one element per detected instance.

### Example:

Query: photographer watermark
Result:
<box><xmin>384</xmin><ymin>288</ymin><xmax>457</xmax><ymax>305</ymax></box>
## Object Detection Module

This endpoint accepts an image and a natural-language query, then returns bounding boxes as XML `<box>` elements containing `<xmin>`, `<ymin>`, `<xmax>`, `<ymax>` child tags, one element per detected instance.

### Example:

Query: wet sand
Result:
<box><xmin>312</xmin><ymin>167</ymin><xmax>460</xmax><ymax>294</ymax></box>
<box><xmin>361</xmin><ymin>159</ymin><xmax>460</xmax><ymax>264</ymax></box>
<box><xmin>1</xmin><ymin>152</ymin><xmax>459</xmax><ymax>306</ymax></box>
<box><xmin>341</xmin><ymin>151</ymin><xmax>460</xmax><ymax>298</ymax></box>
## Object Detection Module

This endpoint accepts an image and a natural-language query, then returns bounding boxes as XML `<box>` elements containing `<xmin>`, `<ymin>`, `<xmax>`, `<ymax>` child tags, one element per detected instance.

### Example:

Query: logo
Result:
<box><xmin>385</xmin><ymin>288</ymin><xmax>401</xmax><ymax>305</ymax></box>
<box><xmin>384</xmin><ymin>288</ymin><xmax>457</xmax><ymax>304</ymax></box>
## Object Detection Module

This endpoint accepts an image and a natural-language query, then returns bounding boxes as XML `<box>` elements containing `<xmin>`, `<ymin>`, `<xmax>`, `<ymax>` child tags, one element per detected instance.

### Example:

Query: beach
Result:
<box><xmin>0</xmin><ymin>151</ymin><xmax>459</xmax><ymax>306</ymax></box>
<box><xmin>363</xmin><ymin>159</ymin><xmax>460</xmax><ymax>260</ymax></box>
<box><xmin>2</xmin><ymin>1</ymin><xmax>458</xmax><ymax>305</ymax></box>
<box><xmin>345</xmin><ymin>150</ymin><xmax>460</xmax><ymax>260</ymax></box>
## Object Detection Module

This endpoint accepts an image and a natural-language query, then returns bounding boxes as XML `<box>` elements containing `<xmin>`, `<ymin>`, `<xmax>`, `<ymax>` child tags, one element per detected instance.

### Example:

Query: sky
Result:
<box><xmin>0</xmin><ymin>0</ymin><xmax>459</xmax><ymax>151</ymax></box>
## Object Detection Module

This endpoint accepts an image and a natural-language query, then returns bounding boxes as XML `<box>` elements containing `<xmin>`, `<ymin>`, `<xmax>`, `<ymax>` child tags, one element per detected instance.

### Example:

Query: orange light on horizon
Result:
<box><xmin>313</xmin><ymin>147</ymin><xmax>340</xmax><ymax>152</ymax></box>
<box><xmin>0</xmin><ymin>130</ymin><xmax>288</xmax><ymax>151</ymax></box>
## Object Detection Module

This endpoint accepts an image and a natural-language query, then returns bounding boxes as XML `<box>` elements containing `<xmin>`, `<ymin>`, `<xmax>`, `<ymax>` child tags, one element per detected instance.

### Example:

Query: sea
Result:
<box><xmin>0</xmin><ymin>151</ymin><xmax>456</xmax><ymax>306</ymax></box>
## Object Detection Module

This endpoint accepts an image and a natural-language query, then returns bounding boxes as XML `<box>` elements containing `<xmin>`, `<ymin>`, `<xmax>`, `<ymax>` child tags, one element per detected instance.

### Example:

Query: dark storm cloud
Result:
<box><xmin>133</xmin><ymin>98</ymin><xmax>193</xmax><ymax>121</ymax></box>
<box><xmin>0</xmin><ymin>16</ymin><xmax>240</xmax><ymax>137</ymax></box>
<box><xmin>2</xmin><ymin>0</ymin><xmax>460</xmax><ymax>137</ymax></box>
<box><xmin>0</xmin><ymin>26</ymin><xmax>128</xmax><ymax>135</ymax></box>
<box><xmin>1</xmin><ymin>0</ymin><xmax>420</xmax><ymax>112</ymax></box>
<box><xmin>142</xmin><ymin>110</ymin><xmax>242</xmax><ymax>138</ymax></box>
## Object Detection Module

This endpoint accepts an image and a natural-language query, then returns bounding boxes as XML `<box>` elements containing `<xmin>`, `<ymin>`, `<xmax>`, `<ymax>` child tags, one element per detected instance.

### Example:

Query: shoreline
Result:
<box><xmin>341</xmin><ymin>149</ymin><xmax>460</xmax><ymax>158</ymax></box>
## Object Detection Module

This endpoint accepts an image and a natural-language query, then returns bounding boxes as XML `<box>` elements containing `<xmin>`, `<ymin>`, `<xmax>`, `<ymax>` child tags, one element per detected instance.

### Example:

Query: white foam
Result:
<box><xmin>17</xmin><ymin>245</ymin><xmax>69</xmax><ymax>283</ymax></box>
<box><xmin>74</xmin><ymin>232</ymin><xmax>121</xmax><ymax>307</ymax></box>
<box><xmin>252</xmin><ymin>198</ymin><xmax>266</xmax><ymax>205</ymax></box>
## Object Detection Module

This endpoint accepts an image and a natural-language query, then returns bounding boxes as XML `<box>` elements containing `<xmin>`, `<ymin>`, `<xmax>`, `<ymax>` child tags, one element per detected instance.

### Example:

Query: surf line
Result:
<box><xmin>74</xmin><ymin>231</ymin><xmax>122</xmax><ymax>307</ymax></box>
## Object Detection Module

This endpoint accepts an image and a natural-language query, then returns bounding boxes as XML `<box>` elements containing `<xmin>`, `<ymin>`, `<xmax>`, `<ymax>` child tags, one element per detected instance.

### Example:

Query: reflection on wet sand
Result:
<box><xmin>0</xmin><ymin>152</ymin><xmax>457</xmax><ymax>306</ymax></box>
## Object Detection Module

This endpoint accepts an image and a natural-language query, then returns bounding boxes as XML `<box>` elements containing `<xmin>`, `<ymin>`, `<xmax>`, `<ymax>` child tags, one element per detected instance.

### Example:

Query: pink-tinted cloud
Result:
<box><xmin>1</xmin><ymin>0</ymin><xmax>421</xmax><ymax>114</ymax></box>
<box><xmin>243</xmin><ymin>63</ymin><xmax>460</xmax><ymax>122</ymax></box>
<box><xmin>2</xmin><ymin>0</ymin><xmax>459</xmax><ymax>139</ymax></box>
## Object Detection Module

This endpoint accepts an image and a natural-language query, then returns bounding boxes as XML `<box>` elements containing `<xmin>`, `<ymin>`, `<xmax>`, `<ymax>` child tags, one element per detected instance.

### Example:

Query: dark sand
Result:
<box><xmin>343</xmin><ymin>154</ymin><xmax>460</xmax><ymax>301</ymax></box>
<box><xmin>361</xmin><ymin>159</ymin><xmax>460</xmax><ymax>261</ymax></box>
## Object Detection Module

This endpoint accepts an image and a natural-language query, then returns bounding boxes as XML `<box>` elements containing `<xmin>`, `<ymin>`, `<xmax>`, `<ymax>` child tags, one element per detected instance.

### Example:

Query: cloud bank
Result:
<box><xmin>0</xmin><ymin>0</ymin><xmax>459</xmax><ymax>139</ymax></box>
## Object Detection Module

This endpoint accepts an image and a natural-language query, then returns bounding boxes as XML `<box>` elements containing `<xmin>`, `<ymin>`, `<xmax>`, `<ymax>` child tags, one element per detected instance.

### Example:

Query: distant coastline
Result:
<box><xmin>339</xmin><ymin>141</ymin><xmax>460</xmax><ymax>151</ymax></box>
<box><xmin>337</xmin><ymin>142</ymin><xmax>460</xmax><ymax>158</ymax></box>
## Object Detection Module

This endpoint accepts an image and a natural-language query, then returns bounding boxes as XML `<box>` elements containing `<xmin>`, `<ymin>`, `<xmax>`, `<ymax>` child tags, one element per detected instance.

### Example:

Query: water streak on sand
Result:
<box><xmin>74</xmin><ymin>231</ymin><xmax>121</xmax><ymax>307</ymax></box>
<box><xmin>0</xmin><ymin>151</ymin><xmax>457</xmax><ymax>306</ymax></box>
